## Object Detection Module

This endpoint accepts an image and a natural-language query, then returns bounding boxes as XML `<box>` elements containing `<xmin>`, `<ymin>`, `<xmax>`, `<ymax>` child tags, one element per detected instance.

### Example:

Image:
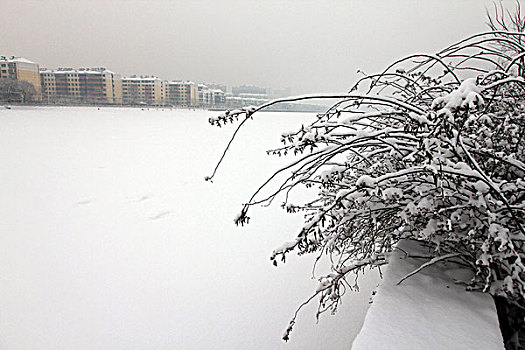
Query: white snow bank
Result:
<box><xmin>351</xmin><ymin>240</ymin><xmax>504</xmax><ymax>350</ymax></box>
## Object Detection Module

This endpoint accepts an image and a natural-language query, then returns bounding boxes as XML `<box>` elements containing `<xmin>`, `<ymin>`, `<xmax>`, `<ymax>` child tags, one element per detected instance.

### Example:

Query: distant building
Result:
<box><xmin>225</xmin><ymin>95</ymin><xmax>268</xmax><ymax>109</ymax></box>
<box><xmin>166</xmin><ymin>81</ymin><xmax>198</xmax><ymax>107</ymax></box>
<box><xmin>198</xmin><ymin>84</ymin><xmax>209</xmax><ymax>106</ymax></box>
<box><xmin>196</xmin><ymin>84</ymin><xmax>226</xmax><ymax>108</ymax></box>
<box><xmin>121</xmin><ymin>76</ymin><xmax>166</xmax><ymax>105</ymax></box>
<box><xmin>40</xmin><ymin>67</ymin><xmax>122</xmax><ymax>104</ymax></box>
<box><xmin>238</xmin><ymin>93</ymin><xmax>268</xmax><ymax>100</ymax></box>
<box><xmin>232</xmin><ymin>85</ymin><xmax>266</xmax><ymax>97</ymax></box>
<box><xmin>39</xmin><ymin>69</ymin><xmax>56</xmax><ymax>101</ymax></box>
<box><xmin>225</xmin><ymin>86</ymin><xmax>270</xmax><ymax>109</ymax></box>
<box><xmin>211</xmin><ymin>89</ymin><xmax>226</xmax><ymax>107</ymax></box>
<box><xmin>206</xmin><ymin>83</ymin><xmax>227</xmax><ymax>94</ymax></box>
<box><xmin>0</xmin><ymin>55</ymin><xmax>42</xmax><ymax>101</ymax></box>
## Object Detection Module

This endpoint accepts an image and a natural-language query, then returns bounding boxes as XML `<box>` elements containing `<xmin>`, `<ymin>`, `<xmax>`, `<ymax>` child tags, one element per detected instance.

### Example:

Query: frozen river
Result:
<box><xmin>0</xmin><ymin>106</ymin><xmax>378</xmax><ymax>349</ymax></box>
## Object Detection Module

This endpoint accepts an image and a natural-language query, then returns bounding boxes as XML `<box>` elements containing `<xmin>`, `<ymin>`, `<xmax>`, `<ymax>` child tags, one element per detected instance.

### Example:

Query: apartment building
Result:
<box><xmin>40</xmin><ymin>69</ymin><xmax>56</xmax><ymax>101</ymax></box>
<box><xmin>166</xmin><ymin>81</ymin><xmax>198</xmax><ymax>106</ymax></box>
<box><xmin>0</xmin><ymin>55</ymin><xmax>42</xmax><ymax>100</ymax></box>
<box><xmin>40</xmin><ymin>67</ymin><xmax>122</xmax><ymax>104</ymax></box>
<box><xmin>198</xmin><ymin>84</ymin><xmax>209</xmax><ymax>106</ymax></box>
<box><xmin>121</xmin><ymin>76</ymin><xmax>166</xmax><ymax>105</ymax></box>
<box><xmin>206</xmin><ymin>83</ymin><xmax>227</xmax><ymax>95</ymax></box>
<box><xmin>198</xmin><ymin>84</ymin><xmax>225</xmax><ymax>108</ymax></box>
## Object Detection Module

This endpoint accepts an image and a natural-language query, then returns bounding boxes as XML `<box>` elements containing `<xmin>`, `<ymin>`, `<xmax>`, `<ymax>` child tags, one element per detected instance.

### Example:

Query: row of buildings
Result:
<box><xmin>41</xmin><ymin>69</ymin><xmax>226</xmax><ymax>107</ymax></box>
<box><xmin>1</xmin><ymin>55</ymin><xmax>325</xmax><ymax>112</ymax></box>
<box><xmin>2</xmin><ymin>56</ymin><xmax>226</xmax><ymax>107</ymax></box>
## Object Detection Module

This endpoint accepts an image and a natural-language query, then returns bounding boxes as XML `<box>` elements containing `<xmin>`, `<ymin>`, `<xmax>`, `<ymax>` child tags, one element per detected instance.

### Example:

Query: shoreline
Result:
<box><xmin>3</xmin><ymin>102</ymin><xmax>325</xmax><ymax>113</ymax></box>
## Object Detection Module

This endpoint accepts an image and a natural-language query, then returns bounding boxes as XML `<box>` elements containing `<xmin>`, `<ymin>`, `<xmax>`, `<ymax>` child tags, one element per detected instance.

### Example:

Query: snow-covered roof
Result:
<box><xmin>37</xmin><ymin>67</ymin><xmax>116</xmax><ymax>76</ymax></box>
<box><xmin>122</xmin><ymin>76</ymin><xmax>163</xmax><ymax>82</ymax></box>
<box><xmin>168</xmin><ymin>80</ymin><xmax>195</xmax><ymax>86</ymax></box>
<box><xmin>0</xmin><ymin>56</ymin><xmax>37</xmax><ymax>65</ymax></box>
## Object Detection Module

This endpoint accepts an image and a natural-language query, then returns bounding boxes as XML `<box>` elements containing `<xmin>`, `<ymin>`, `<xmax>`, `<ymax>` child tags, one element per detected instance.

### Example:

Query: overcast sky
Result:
<box><xmin>1</xmin><ymin>0</ymin><xmax>515</xmax><ymax>94</ymax></box>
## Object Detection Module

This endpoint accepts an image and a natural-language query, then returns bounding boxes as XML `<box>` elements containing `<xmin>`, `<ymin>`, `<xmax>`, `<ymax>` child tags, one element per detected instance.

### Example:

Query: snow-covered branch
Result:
<box><xmin>208</xmin><ymin>26</ymin><xmax>525</xmax><ymax>342</ymax></box>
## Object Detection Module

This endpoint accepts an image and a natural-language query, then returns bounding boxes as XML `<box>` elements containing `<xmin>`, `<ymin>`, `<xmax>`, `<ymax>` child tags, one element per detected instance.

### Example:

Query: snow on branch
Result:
<box><xmin>396</xmin><ymin>252</ymin><xmax>462</xmax><ymax>285</ymax></box>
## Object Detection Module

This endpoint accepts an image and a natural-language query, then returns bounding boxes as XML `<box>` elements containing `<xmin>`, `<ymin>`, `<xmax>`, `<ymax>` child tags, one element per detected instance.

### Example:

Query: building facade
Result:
<box><xmin>166</xmin><ymin>81</ymin><xmax>199</xmax><ymax>106</ymax></box>
<box><xmin>199</xmin><ymin>87</ymin><xmax>225</xmax><ymax>108</ymax></box>
<box><xmin>40</xmin><ymin>67</ymin><xmax>122</xmax><ymax>104</ymax></box>
<box><xmin>121</xmin><ymin>76</ymin><xmax>166</xmax><ymax>105</ymax></box>
<box><xmin>0</xmin><ymin>56</ymin><xmax>42</xmax><ymax>101</ymax></box>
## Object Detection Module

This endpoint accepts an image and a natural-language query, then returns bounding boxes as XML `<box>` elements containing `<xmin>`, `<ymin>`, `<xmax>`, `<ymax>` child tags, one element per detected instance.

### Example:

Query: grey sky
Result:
<box><xmin>1</xmin><ymin>0</ymin><xmax>512</xmax><ymax>94</ymax></box>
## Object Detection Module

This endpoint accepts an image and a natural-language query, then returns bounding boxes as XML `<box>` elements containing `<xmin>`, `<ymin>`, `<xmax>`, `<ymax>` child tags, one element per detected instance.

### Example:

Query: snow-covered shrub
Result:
<box><xmin>208</xmin><ymin>29</ymin><xmax>525</xmax><ymax>343</ymax></box>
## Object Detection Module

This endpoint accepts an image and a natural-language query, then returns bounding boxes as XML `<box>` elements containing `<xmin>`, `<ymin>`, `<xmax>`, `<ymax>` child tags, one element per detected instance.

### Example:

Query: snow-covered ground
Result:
<box><xmin>0</xmin><ymin>106</ymin><xmax>378</xmax><ymax>350</ymax></box>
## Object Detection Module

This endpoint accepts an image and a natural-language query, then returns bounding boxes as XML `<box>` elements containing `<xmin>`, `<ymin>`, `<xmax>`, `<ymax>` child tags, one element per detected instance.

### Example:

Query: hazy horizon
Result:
<box><xmin>1</xmin><ymin>0</ymin><xmax>511</xmax><ymax>94</ymax></box>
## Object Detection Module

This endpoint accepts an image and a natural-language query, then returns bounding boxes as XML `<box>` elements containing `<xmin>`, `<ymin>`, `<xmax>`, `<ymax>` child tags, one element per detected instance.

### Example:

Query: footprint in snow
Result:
<box><xmin>137</xmin><ymin>195</ymin><xmax>152</xmax><ymax>202</ymax></box>
<box><xmin>148</xmin><ymin>210</ymin><xmax>172</xmax><ymax>220</ymax></box>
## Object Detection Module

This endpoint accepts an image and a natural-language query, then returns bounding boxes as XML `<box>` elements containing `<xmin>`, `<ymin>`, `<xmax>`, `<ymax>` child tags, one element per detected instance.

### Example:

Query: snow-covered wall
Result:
<box><xmin>351</xmin><ymin>240</ymin><xmax>504</xmax><ymax>350</ymax></box>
